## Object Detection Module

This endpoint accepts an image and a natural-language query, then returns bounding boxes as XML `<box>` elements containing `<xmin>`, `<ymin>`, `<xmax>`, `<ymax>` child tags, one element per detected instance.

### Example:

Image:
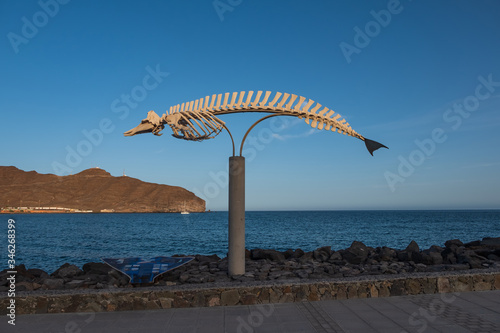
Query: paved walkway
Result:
<box><xmin>2</xmin><ymin>290</ymin><xmax>499</xmax><ymax>333</ymax></box>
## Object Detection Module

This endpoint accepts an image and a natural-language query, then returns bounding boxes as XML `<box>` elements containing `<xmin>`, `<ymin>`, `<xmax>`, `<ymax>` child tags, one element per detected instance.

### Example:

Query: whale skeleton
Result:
<box><xmin>124</xmin><ymin>90</ymin><xmax>388</xmax><ymax>155</ymax></box>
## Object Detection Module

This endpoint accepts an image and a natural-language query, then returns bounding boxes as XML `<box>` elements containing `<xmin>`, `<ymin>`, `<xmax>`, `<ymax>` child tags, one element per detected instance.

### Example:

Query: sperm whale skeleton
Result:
<box><xmin>124</xmin><ymin>90</ymin><xmax>388</xmax><ymax>155</ymax></box>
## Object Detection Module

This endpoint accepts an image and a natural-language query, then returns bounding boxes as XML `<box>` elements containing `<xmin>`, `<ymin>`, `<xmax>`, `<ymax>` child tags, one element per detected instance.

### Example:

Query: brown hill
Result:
<box><xmin>0</xmin><ymin>166</ymin><xmax>205</xmax><ymax>213</ymax></box>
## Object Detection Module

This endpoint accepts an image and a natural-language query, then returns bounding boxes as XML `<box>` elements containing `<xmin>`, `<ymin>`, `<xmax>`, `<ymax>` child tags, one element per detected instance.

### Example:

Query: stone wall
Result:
<box><xmin>2</xmin><ymin>271</ymin><xmax>499</xmax><ymax>315</ymax></box>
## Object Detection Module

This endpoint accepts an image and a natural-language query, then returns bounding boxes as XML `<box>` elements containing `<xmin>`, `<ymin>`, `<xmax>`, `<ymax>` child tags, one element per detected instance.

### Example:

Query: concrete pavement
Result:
<box><xmin>2</xmin><ymin>290</ymin><xmax>499</xmax><ymax>333</ymax></box>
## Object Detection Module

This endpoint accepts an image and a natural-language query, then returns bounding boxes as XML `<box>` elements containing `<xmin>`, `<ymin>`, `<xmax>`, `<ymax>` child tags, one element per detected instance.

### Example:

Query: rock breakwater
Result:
<box><xmin>1</xmin><ymin>237</ymin><xmax>499</xmax><ymax>292</ymax></box>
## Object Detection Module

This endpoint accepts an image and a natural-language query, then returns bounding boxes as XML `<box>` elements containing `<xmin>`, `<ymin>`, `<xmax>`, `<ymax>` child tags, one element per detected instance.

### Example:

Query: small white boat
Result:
<box><xmin>180</xmin><ymin>202</ymin><xmax>189</xmax><ymax>214</ymax></box>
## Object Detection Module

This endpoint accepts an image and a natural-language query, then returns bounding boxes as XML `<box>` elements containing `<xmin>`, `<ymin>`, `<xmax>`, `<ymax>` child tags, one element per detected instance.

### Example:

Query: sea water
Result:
<box><xmin>1</xmin><ymin>210</ymin><xmax>499</xmax><ymax>273</ymax></box>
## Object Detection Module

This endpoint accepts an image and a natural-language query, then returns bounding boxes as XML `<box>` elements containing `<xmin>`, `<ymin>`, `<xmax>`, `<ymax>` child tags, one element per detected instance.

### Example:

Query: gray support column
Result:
<box><xmin>228</xmin><ymin>156</ymin><xmax>245</xmax><ymax>276</ymax></box>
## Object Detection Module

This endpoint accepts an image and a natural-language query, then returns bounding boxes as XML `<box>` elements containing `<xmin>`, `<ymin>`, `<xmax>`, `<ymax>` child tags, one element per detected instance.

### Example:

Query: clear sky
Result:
<box><xmin>1</xmin><ymin>0</ymin><xmax>499</xmax><ymax>211</ymax></box>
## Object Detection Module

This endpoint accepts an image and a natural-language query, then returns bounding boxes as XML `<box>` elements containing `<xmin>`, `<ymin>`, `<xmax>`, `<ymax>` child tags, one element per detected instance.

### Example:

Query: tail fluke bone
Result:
<box><xmin>364</xmin><ymin>138</ymin><xmax>388</xmax><ymax>156</ymax></box>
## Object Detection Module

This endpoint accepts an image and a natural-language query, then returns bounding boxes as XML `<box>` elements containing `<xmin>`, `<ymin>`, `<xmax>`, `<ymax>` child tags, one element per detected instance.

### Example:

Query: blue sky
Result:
<box><xmin>1</xmin><ymin>0</ymin><xmax>499</xmax><ymax>211</ymax></box>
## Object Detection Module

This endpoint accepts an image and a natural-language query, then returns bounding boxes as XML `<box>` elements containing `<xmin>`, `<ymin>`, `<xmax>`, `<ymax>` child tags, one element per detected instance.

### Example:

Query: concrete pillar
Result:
<box><xmin>228</xmin><ymin>156</ymin><xmax>245</xmax><ymax>276</ymax></box>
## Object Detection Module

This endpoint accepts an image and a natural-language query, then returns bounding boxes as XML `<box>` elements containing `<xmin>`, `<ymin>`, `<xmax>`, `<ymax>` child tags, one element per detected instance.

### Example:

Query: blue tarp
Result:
<box><xmin>102</xmin><ymin>256</ymin><xmax>194</xmax><ymax>283</ymax></box>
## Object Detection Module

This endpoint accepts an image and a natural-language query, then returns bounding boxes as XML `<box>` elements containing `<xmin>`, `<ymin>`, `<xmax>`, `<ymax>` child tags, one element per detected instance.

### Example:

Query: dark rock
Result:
<box><xmin>108</xmin><ymin>269</ymin><xmax>127</xmax><ymax>281</ymax></box>
<box><xmin>313</xmin><ymin>246</ymin><xmax>331</xmax><ymax>262</ymax></box>
<box><xmin>298</xmin><ymin>252</ymin><xmax>314</xmax><ymax>264</ymax></box>
<box><xmin>16</xmin><ymin>282</ymin><xmax>33</xmax><ymax>291</ymax></box>
<box><xmin>376</xmin><ymin>247</ymin><xmax>396</xmax><ymax>262</ymax></box>
<box><xmin>291</xmin><ymin>249</ymin><xmax>305</xmax><ymax>259</ymax></box>
<box><xmin>187</xmin><ymin>275</ymin><xmax>210</xmax><ymax>284</ymax></box>
<box><xmin>26</xmin><ymin>268</ymin><xmax>49</xmax><ymax>279</ymax></box>
<box><xmin>474</xmin><ymin>249</ymin><xmax>495</xmax><ymax>259</ymax></box>
<box><xmin>14</xmin><ymin>264</ymin><xmax>28</xmax><ymax>275</ymax></box>
<box><xmin>83</xmin><ymin>262</ymin><xmax>112</xmax><ymax>275</ymax></box>
<box><xmin>406</xmin><ymin>240</ymin><xmax>420</xmax><ymax>253</ymax></box>
<box><xmin>488</xmin><ymin>254</ymin><xmax>500</xmax><ymax>261</ymax></box>
<box><xmin>283</xmin><ymin>249</ymin><xmax>295</xmax><ymax>259</ymax></box>
<box><xmin>65</xmin><ymin>280</ymin><xmax>85</xmax><ymax>289</ymax></box>
<box><xmin>329</xmin><ymin>252</ymin><xmax>342</xmax><ymax>261</ymax></box>
<box><xmin>448</xmin><ymin>264</ymin><xmax>470</xmax><ymax>271</ymax></box>
<box><xmin>324</xmin><ymin>266</ymin><xmax>336</xmax><ymax>275</ymax></box>
<box><xmin>81</xmin><ymin>273</ymin><xmax>108</xmax><ymax>284</ymax></box>
<box><xmin>43</xmin><ymin>278</ymin><xmax>64</xmax><ymax>290</ymax></box>
<box><xmin>118</xmin><ymin>275</ymin><xmax>130</xmax><ymax>286</ymax></box>
<box><xmin>342</xmin><ymin>241</ymin><xmax>369</xmax><ymax>264</ymax></box>
<box><xmin>441</xmin><ymin>248</ymin><xmax>457</xmax><ymax>264</ymax></box>
<box><xmin>195</xmin><ymin>254</ymin><xmax>220</xmax><ymax>264</ymax></box>
<box><xmin>52</xmin><ymin>264</ymin><xmax>83</xmax><ymax>279</ymax></box>
<box><xmin>179</xmin><ymin>274</ymin><xmax>190</xmax><ymax>283</ymax></box>
<box><xmin>429</xmin><ymin>245</ymin><xmax>444</xmax><ymax>252</ymax></box>
<box><xmin>7</xmin><ymin>264</ymin><xmax>36</xmax><ymax>282</ymax></box>
<box><xmin>399</xmin><ymin>241</ymin><xmax>423</xmax><ymax>263</ymax></box>
<box><xmin>464</xmin><ymin>240</ymin><xmax>481</xmax><ymax>247</ymax></box>
<box><xmin>251</xmin><ymin>249</ymin><xmax>285</xmax><ymax>262</ymax></box>
<box><xmin>445</xmin><ymin>239</ymin><xmax>464</xmax><ymax>248</ymax></box>
<box><xmin>421</xmin><ymin>250</ymin><xmax>443</xmax><ymax>265</ymax></box>
<box><xmin>481</xmin><ymin>237</ymin><xmax>500</xmax><ymax>247</ymax></box>
<box><xmin>457</xmin><ymin>250</ymin><xmax>486</xmax><ymax>269</ymax></box>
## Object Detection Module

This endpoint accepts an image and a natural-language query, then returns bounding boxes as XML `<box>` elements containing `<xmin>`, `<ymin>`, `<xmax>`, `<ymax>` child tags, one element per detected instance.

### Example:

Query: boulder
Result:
<box><xmin>42</xmin><ymin>278</ymin><xmax>64</xmax><ymax>290</ymax></box>
<box><xmin>445</xmin><ymin>239</ymin><xmax>464</xmax><ymax>248</ymax></box>
<box><xmin>65</xmin><ymin>280</ymin><xmax>85</xmax><ymax>289</ymax></box>
<box><xmin>397</xmin><ymin>241</ymin><xmax>422</xmax><ymax>263</ymax></box>
<box><xmin>251</xmin><ymin>249</ymin><xmax>285</xmax><ymax>262</ymax></box>
<box><xmin>406</xmin><ymin>240</ymin><xmax>420</xmax><ymax>253</ymax></box>
<box><xmin>457</xmin><ymin>250</ymin><xmax>486</xmax><ymax>269</ymax></box>
<box><xmin>342</xmin><ymin>241</ymin><xmax>369</xmax><ymax>264</ymax></box>
<box><xmin>52</xmin><ymin>264</ymin><xmax>83</xmax><ymax>279</ymax></box>
<box><xmin>298</xmin><ymin>252</ymin><xmax>314</xmax><ymax>264</ymax></box>
<box><xmin>488</xmin><ymin>254</ymin><xmax>500</xmax><ymax>261</ymax></box>
<box><xmin>291</xmin><ymin>248</ymin><xmax>305</xmax><ymax>259</ymax></box>
<box><xmin>377</xmin><ymin>247</ymin><xmax>396</xmax><ymax>262</ymax></box>
<box><xmin>406</xmin><ymin>240</ymin><xmax>423</xmax><ymax>263</ymax></box>
<box><xmin>421</xmin><ymin>250</ymin><xmax>443</xmax><ymax>265</ymax></box>
<box><xmin>283</xmin><ymin>249</ymin><xmax>294</xmax><ymax>259</ymax></box>
<box><xmin>195</xmin><ymin>254</ymin><xmax>220</xmax><ymax>264</ymax></box>
<box><xmin>7</xmin><ymin>264</ymin><xmax>35</xmax><ymax>282</ymax></box>
<box><xmin>441</xmin><ymin>248</ymin><xmax>457</xmax><ymax>264</ymax></box>
<box><xmin>83</xmin><ymin>262</ymin><xmax>113</xmax><ymax>275</ymax></box>
<box><xmin>464</xmin><ymin>240</ymin><xmax>481</xmax><ymax>247</ymax></box>
<box><xmin>313</xmin><ymin>246</ymin><xmax>331</xmax><ymax>262</ymax></box>
<box><xmin>16</xmin><ymin>281</ymin><xmax>34</xmax><ymax>291</ymax></box>
<box><xmin>329</xmin><ymin>251</ymin><xmax>343</xmax><ymax>261</ymax></box>
<box><xmin>429</xmin><ymin>245</ymin><xmax>444</xmax><ymax>252</ymax></box>
<box><xmin>26</xmin><ymin>268</ymin><xmax>49</xmax><ymax>279</ymax></box>
<box><xmin>473</xmin><ymin>249</ymin><xmax>496</xmax><ymax>259</ymax></box>
<box><xmin>481</xmin><ymin>237</ymin><xmax>500</xmax><ymax>247</ymax></box>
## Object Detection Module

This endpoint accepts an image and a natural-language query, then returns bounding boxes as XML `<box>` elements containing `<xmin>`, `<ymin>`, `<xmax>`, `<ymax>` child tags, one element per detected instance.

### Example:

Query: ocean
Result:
<box><xmin>1</xmin><ymin>210</ymin><xmax>499</xmax><ymax>274</ymax></box>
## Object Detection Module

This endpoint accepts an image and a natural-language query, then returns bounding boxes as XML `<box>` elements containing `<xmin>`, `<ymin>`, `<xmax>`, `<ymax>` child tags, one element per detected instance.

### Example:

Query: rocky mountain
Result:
<box><xmin>0</xmin><ymin>166</ymin><xmax>205</xmax><ymax>213</ymax></box>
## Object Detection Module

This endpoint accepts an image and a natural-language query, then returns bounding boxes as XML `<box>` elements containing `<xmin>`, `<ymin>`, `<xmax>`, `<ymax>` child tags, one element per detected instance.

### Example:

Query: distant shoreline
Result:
<box><xmin>0</xmin><ymin>210</ymin><xmax>208</xmax><ymax>214</ymax></box>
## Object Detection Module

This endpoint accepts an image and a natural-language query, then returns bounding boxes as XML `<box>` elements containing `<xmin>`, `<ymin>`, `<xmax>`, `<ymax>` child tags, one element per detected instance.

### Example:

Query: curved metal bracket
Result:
<box><xmin>222</xmin><ymin>124</ymin><xmax>236</xmax><ymax>157</ymax></box>
<box><xmin>239</xmin><ymin>114</ymin><xmax>283</xmax><ymax>156</ymax></box>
